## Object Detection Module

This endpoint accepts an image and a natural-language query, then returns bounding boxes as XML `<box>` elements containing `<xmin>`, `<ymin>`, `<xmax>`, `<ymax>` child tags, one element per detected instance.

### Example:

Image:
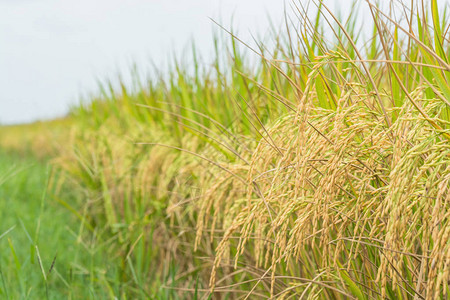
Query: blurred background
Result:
<box><xmin>0</xmin><ymin>0</ymin><xmax>291</xmax><ymax>124</ymax></box>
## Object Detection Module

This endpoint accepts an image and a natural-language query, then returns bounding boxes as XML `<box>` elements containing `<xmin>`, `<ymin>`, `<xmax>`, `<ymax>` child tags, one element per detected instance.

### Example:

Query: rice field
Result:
<box><xmin>1</xmin><ymin>0</ymin><xmax>449</xmax><ymax>299</ymax></box>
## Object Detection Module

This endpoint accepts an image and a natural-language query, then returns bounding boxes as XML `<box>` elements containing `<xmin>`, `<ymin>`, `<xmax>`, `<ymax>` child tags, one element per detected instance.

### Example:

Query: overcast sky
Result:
<box><xmin>0</xmin><ymin>0</ymin><xmax>293</xmax><ymax>124</ymax></box>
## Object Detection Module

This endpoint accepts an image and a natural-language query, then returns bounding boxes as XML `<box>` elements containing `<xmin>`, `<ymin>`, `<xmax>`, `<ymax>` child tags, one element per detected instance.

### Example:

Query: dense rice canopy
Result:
<box><xmin>53</xmin><ymin>0</ymin><xmax>450</xmax><ymax>298</ymax></box>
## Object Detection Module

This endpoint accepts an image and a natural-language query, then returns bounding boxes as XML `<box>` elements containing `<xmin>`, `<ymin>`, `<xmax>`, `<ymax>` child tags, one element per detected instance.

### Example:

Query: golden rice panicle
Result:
<box><xmin>205</xmin><ymin>78</ymin><xmax>449</xmax><ymax>298</ymax></box>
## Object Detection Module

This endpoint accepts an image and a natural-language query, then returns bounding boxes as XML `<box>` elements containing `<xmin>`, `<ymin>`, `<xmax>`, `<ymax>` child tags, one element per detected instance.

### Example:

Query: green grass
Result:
<box><xmin>0</xmin><ymin>151</ymin><xmax>122</xmax><ymax>299</ymax></box>
<box><xmin>0</xmin><ymin>151</ymin><xmax>81</xmax><ymax>299</ymax></box>
<box><xmin>0</xmin><ymin>149</ymin><xmax>190</xmax><ymax>299</ymax></box>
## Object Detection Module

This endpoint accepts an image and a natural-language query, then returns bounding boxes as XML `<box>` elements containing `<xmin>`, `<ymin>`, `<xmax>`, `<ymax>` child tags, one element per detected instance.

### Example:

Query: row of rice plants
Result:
<box><xmin>57</xmin><ymin>1</ymin><xmax>449</xmax><ymax>298</ymax></box>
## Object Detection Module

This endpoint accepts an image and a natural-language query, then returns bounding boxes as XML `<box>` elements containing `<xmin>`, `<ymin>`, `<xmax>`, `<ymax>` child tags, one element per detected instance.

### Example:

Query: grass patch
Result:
<box><xmin>0</xmin><ymin>150</ymin><xmax>161</xmax><ymax>299</ymax></box>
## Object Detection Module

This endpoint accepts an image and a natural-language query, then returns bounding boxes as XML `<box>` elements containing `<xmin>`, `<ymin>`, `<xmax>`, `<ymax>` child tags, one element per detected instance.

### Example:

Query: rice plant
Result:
<box><xmin>53</xmin><ymin>0</ymin><xmax>450</xmax><ymax>298</ymax></box>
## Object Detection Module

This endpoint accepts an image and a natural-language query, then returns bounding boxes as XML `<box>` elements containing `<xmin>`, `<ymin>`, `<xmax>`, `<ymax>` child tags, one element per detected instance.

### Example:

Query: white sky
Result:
<box><xmin>0</xmin><ymin>0</ymin><xmax>293</xmax><ymax>124</ymax></box>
